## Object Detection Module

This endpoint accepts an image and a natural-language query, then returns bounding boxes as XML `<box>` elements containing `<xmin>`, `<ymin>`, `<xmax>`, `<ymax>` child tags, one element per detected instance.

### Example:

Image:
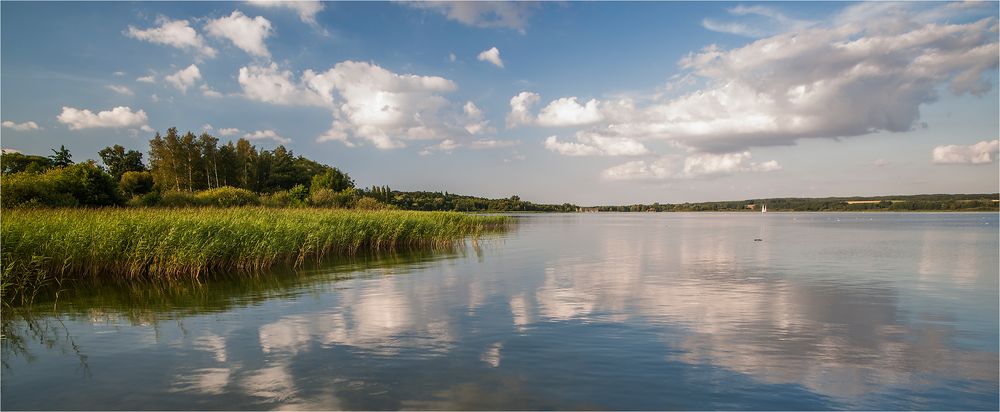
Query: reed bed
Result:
<box><xmin>1</xmin><ymin>208</ymin><xmax>509</xmax><ymax>295</ymax></box>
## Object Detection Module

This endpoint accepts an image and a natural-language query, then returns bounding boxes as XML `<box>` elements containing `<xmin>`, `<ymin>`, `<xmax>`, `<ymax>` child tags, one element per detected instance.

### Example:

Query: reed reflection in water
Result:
<box><xmin>2</xmin><ymin>213</ymin><xmax>997</xmax><ymax>410</ymax></box>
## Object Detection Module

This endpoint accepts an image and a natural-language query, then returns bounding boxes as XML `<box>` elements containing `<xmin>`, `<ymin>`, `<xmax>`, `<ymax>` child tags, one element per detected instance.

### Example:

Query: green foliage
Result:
<box><xmin>50</xmin><ymin>145</ymin><xmax>73</xmax><ymax>167</ymax></box>
<box><xmin>120</xmin><ymin>171</ymin><xmax>154</xmax><ymax>197</ymax></box>
<box><xmin>354</xmin><ymin>196</ymin><xmax>391</xmax><ymax>210</ymax></box>
<box><xmin>311</xmin><ymin>168</ymin><xmax>354</xmax><ymax>193</ymax></box>
<box><xmin>289</xmin><ymin>184</ymin><xmax>310</xmax><ymax>204</ymax></box>
<box><xmin>0</xmin><ymin>208</ymin><xmax>510</xmax><ymax>297</ymax></box>
<box><xmin>98</xmin><ymin>145</ymin><xmax>145</xmax><ymax>180</ymax></box>
<box><xmin>61</xmin><ymin>162</ymin><xmax>123</xmax><ymax>206</ymax></box>
<box><xmin>1</xmin><ymin>152</ymin><xmax>55</xmax><ymax>174</ymax></box>
<box><xmin>145</xmin><ymin>128</ymin><xmax>351</xmax><ymax>195</ymax></box>
<box><xmin>309</xmin><ymin>188</ymin><xmax>338</xmax><ymax>207</ymax></box>
<box><xmin>195</xmin><ymin>186</ymin><xmax>260</xmax><ymax>207</ymax></box>
<box><xmin>0</xmin><ymin>172</ymin><xmax>77</xmax><ymax>208</ymax></box>
<box><xmin>158</xmin><ymin>191</ymin><xmax>201</xmax><ymax>208</ymax></box>
<box><xmin>308</xmin><ymin>188</ymin><xmax>358</xmax><ymax>208</ymax></box>
<box><xmin>0</xmin><ymin>162</ymin><xmax>121</xmax><ymax>208</ymax></box>
<box><xmin>380</xmin><ymin>190</ymin><xmax>577</xmax><ymax>212</ymax></box>
<box><xmin>260</xmin><ymin>190</ymin><xmax>293</xmax><ymax>207</ymax></box>
<box><xmin>127</xmin><ymin>192</ymin><xmax>161</xmax><ymax>208</ymax></box>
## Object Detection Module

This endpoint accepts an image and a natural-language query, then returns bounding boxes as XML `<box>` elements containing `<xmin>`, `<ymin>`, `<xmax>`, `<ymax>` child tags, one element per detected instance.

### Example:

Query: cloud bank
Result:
<box><xmin>932</xmin><ymin>139</ymin><xmax>999</xmax><ymax>164</ymax></box>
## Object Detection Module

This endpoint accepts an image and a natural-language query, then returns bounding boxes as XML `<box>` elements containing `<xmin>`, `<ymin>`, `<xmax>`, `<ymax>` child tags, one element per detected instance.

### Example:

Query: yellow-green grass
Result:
<box><xmin>1</xmin><ymin>208</ymin><xmax>509</xmax><ymax>301</ymax></box>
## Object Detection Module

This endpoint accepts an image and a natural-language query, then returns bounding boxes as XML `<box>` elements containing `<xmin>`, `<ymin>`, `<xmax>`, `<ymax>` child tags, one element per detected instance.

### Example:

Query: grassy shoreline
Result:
<box><xmin>1</xmin><ymin>208</ymin><xmax>509</xmax><ymax>305</ymax></box>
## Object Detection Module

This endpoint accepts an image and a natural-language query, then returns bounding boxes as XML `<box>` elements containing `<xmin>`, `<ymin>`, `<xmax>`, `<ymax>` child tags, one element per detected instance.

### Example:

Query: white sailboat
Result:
<box><xmin>761</xmin><ymin>204</ymin><xmax>767</xmax><ymax>213</ymax></box>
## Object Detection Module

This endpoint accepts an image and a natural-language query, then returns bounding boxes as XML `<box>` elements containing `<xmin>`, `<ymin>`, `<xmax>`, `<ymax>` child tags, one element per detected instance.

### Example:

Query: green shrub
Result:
<box><xmin>0</xmin><ymin>163</ymin><xmax>120</xmax><ymax>208</ymax></box>
<box><xmin>289</xmin><ymin>184</ymin><xmax>309</xmax><ymax>205</ymax></box>
<box><xmin>159</xmin><ymin>191</ymin><xmax>201</xmax><ymax>207</ymax></box>
<box><xmin>310</xmin><ymin>188</ymin><xmax>359</xmax><ymax>208</ymax></box>
<box><xmin>127</xmin><ymin>192</ymin><xmax>162</xmax><ymax>207</ymax></box>
<box><xmin>120</xmin><ymin>171</ymin><xmax>154</xmax><ymax>197</ymax></box>
<box><xmin>310</xmin><ymin>168</ymin><xmax>353</xmax><ymax>193</ymax></box>
<box><xmin>1</xmin><ymin>152</ymin><xmax>54</xmax><ymax>174</ymax></box>
<box><xmin>195</xmin><ymin>186</ymin><xmax>260</xmax><ymax>207</ymax></box>
<box><xmin>260</xmin><ymin>190</ymin><xmax>292</xmax><ymax>207</ymax></box>
<box><xmin>355</xmin><ymin>196</ymin><xmax>391</xmax><ymax>210</ymax></box>
<box><xmin>310</xmin><ymin>188</ymin><xmax>336</xmax><ymax>207</ymax></box>
<box><xmin>59</xmin><ymin>163</ymin><xmax>122</xmax><ymax>206</ymax></box>
<box><xmin>1</xmin><ymin>172</ymin><xmax>77</xmax><ymax>208</ymax></box>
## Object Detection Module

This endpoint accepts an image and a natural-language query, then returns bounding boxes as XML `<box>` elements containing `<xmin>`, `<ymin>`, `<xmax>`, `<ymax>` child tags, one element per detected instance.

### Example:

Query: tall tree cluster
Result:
<box><xmin>147</xmin><ymin>127</ymin><xmax>352</xmax><ymax>193</ymax></box>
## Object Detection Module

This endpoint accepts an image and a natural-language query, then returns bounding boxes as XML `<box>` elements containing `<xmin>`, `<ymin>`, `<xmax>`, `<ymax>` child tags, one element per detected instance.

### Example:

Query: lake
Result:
<box><xmin>2</xmin><ymin>212</ymin><xmax>998</xmax><ymax>410</ymax></box>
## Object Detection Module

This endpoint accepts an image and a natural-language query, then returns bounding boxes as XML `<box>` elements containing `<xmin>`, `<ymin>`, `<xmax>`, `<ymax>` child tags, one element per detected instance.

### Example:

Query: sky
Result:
<box><xmin>1</xmin><ymin>1</ymin><xmax>998</xmax><ymax>205</ymax></box>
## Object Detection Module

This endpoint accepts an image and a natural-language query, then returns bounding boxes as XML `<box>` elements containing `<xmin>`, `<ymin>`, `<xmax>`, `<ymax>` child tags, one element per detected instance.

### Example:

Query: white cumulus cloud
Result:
<box><xmin>205</xmin><ymin>10</ymin><xmax>273</xmax><ymax>58</ymax></box>
<box><xmin>477</xmin><ymin>46</ymin><xmax>504</xmax><ymax>68</ymax></box>
<box><xmin>932</xmin><ymin>139</ymin><xmax>999</xmax><ymax>164</ymax></box>
<box><xmin>238</xmin><ymin>63</ymin><xmax>329</xmax><ymax>106</ymax></box>
<box><xmin>165</xmin><ymin>64</ymin><xmax>202</xmax><ymax>93</ymax></box>
<box><xmin>531</xmin><ymin>3</ymin><xmax>1000</xmax><ymax>157</ymax></box>
<box><xmin>602</xmin><ymin>152</ymin><xmax>781</xmax><ymax>181</ymax></box>
<box><xmin>507</xmin><ymin>94</ymin><xmax>636</xmax><ymax>128</ymax></box>
<box><xmin>239</xmin><ymin>60</ymin><xmax>462</xmax><ymax>149</ymax></box>
<box><xmin>2</xmin><ymin>120</ymin><xmax>41</xmax><ymax>131</ymax></box>
<box><xmin>57</xmin><ymin>106</ymin><xmax>151</xmax><ymax>131</ymax></box>
<box><xmin>243</xmin><ymin>129</ymin><xmax>291</xmax><ymax>144</ymax></box>
<box><xmin>463</xmin><ymin>101</ymin><xmax>493</xmax><ymax>135</ymax></box>
<box><xmin>544</xmin><ymin>133</ymin><xmax>650</xmax><ymax>157</ymax></box>
<box><xmin>125</xmin><ymin>17</ymin><xmax>217</xmax><ymax>58</ymax></box>
<box><xmin>136</xmin><ymin>75</ymin><xmax>156</xmax><ymax>83</ymax></box>
<box><xmin>506</xmin><ymin>91</ymin><xmax>540</xmax><ymax>128</ymax></box>
<box><xmin>537</xmin><ymin>97</ymin><xmax>604</xmax><ymax>127</ymax></box>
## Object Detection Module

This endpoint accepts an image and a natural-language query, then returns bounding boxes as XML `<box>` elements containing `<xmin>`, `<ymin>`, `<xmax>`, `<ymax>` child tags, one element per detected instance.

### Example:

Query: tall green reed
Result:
<box><xmin>1</xmin><ymin>207</ymin><xmax>509</xmax><ymax>304</ymax></box>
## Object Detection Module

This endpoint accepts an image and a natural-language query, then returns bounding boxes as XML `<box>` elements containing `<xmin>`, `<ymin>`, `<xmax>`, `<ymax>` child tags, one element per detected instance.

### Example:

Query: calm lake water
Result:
<box><xmin>3</xmin><ymin>213</ymin><xmax>998</xmax><ymax>410</ymax></box>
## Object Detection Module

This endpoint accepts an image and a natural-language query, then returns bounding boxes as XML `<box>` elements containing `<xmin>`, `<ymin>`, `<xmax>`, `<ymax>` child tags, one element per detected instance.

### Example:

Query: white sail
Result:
<box><xmin>762</xmin><ymin>204</ymin><xmax>767</xmax><ymax>213</ymax></box>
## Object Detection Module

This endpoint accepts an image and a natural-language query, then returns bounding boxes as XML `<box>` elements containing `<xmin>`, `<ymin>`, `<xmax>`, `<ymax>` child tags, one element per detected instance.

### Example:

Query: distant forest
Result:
<box><xmin>1</xmin><ymin>128</ymin><xmax>996</xmax><ymax>212</ymax></box>
<box><xmin>592</xmin><ymin>194</ymin><xmax>999</xmax><ymax>212</ymax></box>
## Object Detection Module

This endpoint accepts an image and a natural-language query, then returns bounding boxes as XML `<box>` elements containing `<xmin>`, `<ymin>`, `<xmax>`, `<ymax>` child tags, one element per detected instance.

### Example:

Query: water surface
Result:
<box><xmin>3</xmin><ymin>213</ymin><xmax>998</xmax><ymax>410</ymax></box>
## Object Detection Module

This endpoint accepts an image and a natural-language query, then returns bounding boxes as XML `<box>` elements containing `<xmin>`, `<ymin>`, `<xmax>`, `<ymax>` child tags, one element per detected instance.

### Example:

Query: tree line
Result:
<box><xmin>594</xmin><ymin>194</ymin><xmax>999</xmax><ymax>212</ymax></box>
<box><xmin>1</xmin><ymin>127</ymin><xmax>577</xmax><ymax>211</ymax></box>
<box><xmin>376</xmin><ymin>191</ymin><xmax>578</xmax><ymax>212</ymax></box>
<box><xmin>1</xmin><ymin>127</ymin><xmax>355</xmax><ymax>208</ymax></box>
<box><xmin>145</xmin><ymin>127</ymin><xmax>352</xmax><ymax>194</ymax></box>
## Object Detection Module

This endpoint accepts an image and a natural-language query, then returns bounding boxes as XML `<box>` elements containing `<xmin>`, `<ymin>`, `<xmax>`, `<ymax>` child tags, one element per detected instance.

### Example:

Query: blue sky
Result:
<box><xmin>2</xmin><ymin>1</ymin><xmax>998</xmax><ymax>204</ymax></box>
